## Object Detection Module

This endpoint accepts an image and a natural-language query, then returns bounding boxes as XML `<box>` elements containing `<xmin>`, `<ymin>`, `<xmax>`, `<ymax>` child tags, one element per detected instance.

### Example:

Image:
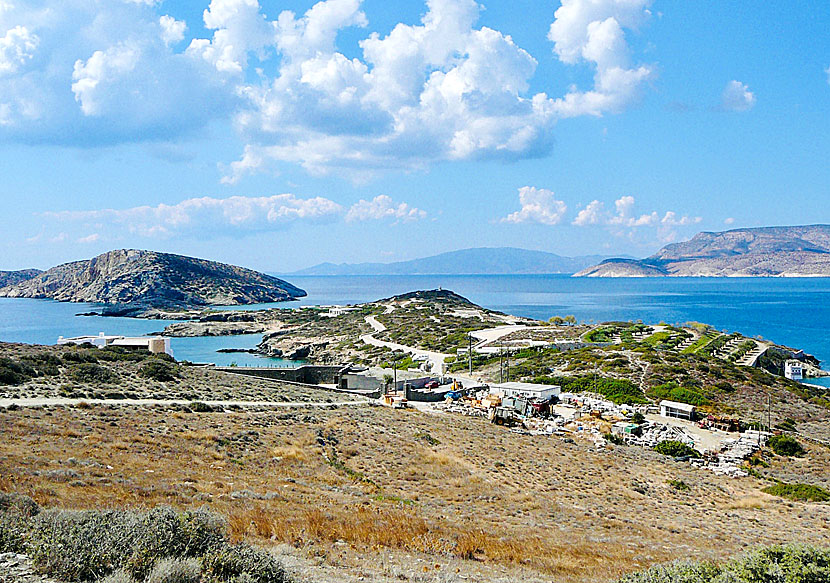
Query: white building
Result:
<box><xmin>58</xmin><ymin>332</ymin><xmax>172</xmax><ymax>356</ymax></box>
<box><xmin>489</xmin><ymin>381</ymin><xmax>560</xmax><ymax>401</ymax></box>
<box><xmin>659</xmin><ymin>400</ymin><xmax>696</xmax><ymax>421</ymax></box>
<box><xmin>784</xmin><ymin>360</ymin><xmax>803</xmax><ymax>381</ymax></box>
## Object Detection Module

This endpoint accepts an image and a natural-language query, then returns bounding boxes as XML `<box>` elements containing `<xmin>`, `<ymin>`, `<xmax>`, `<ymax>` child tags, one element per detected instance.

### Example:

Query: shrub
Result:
<box><xmin>0</xmin><ymin>512</ymin><xmax>29</xmax><ymax>553</ymax></box>
<box><xmin>189</xmin><ymin>401</ymin><xmax>216</xmax><ymax>413</ymax></box>
<box><xmin>69</xmin><ymin>363</ymin><xmax>119</xmax><ymax>384</ymax></box>
<box><xmin>619</xmin><ymin>545</ymin><xmax>830</xmax><ymax>583</ymax></box>
<box><xmin>202</xmin><ymin>542</ymin><xmax>291</xmax><ymax>583</ymax></box>
<box><xmin>768</xmin><ymin>434</ymin><xmax>805</xmax><ymax>457</ymax></box>
<box><xmin>0</xmin><ymin>492</ymin><xmax>41</xmax><ymax>517</ymax></box>
<box><xmin>27</xmin><ymin>506</ymin><xmax>227</xmax><ymax>581</ymax></box>
<box><xmin>99</xmin><ymin>569</ymin><xmax>136</xmax><ymax>583</ymax></box>
<box><xmin>145</xmin><ymin>558</ymin><xmax>201</xmax><ymax>583</ymax></box>
<box><xmin>0</xmin><ymin>357</ymin><xmax>35</xmax><ymax>385</ymax></box>
<box><xmin>61</xmin><ymin>350</ymin><xmax>99</xmax><ymax>364</ymax></box>
<box><xmin>762</xmin><ymin>482</ymin><xmax>830</xmax><ymax>502</ymax></box>
<box><xmin>654</xmin><ymin>440</ymin><xmax>700</xmax><ymax>458</ymax></box>
<box><xmin>139</xmin><ymin>360</ymin><xmax>179</xmax><ymax>382</ymax></box>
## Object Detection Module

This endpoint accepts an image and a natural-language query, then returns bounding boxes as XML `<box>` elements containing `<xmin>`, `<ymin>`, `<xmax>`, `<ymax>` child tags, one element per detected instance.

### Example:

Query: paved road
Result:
<box><xmin>0</xmin><ymin>397</ymin><xmax>371</xmax><ymax>409</ymax></box>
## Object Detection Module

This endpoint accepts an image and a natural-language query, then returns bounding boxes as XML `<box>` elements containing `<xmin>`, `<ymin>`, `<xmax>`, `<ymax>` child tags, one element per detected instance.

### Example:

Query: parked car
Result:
<box><xmin>424</xmin><ymin>380</ymin><xmax>440</xmax><ymax>389</ymax></box>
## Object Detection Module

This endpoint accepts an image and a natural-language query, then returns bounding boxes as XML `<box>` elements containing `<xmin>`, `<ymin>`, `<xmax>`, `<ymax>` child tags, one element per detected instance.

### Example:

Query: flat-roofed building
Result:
<box><xmin>784</xmin><ymin>360</ymin><xmax>803</xmax><ymax>381</ymax></box>
<box><xmin>659</xmin><ymin>399</ymin><xmax>696</xmax><ymax>421</ymax></box>
<box><xmin>489</xmin><ymin>381</ymin><xmax>560</xmax><ymax>401</ymax></box>
<box><xmin>58</xmin><ymin>332</ymin><xmax>172</xmax><ymax>356</ymax></box>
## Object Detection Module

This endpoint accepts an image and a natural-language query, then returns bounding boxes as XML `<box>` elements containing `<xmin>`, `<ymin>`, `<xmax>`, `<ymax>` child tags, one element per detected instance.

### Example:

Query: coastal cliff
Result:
<box><xmin>0</xmin><ymin>269</ymin><xmax>42</xmax><ymax>288</ymax></box>
<box><xmin>577</xmin><ymin>225</ymin><xmax>830</xmax><ymax>277</ymax></box>
<box><xmin>0</xmin><ymin>249</ymin><xmax>306</xmax><ymax>308</ymax></box>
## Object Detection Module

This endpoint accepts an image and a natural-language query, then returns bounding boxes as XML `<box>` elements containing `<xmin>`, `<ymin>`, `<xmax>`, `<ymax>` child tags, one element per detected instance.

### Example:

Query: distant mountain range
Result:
<box><xmin>292</xmin><ymin>247</ymin><xmax>612</xmax><ymax>275</ymax></box>
<box><xmin>0</xmin><ymin>249</ymin><xmax>306</xmax><ymax>308</ymax></box>
<box><xmin>576</xmin><ymin>225</ymin><xmax>830</xmax><ymax>277</ymax></box>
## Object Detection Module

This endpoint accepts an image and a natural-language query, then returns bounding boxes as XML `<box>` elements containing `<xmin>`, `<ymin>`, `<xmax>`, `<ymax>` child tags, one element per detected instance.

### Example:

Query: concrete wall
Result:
<box><xmin>405</xmin><ymin>385</ymin><xmax>449</xmax><ymax>402</ymax></box>
<box><xmin>340</xmin><ymin>373</ymin><xmax>383</xmax><ymax>391</ymax></box>
<box><xmin>214</xmin><ymin>365</ymin><xmax>346</xmax><ymax>385</ymax></box>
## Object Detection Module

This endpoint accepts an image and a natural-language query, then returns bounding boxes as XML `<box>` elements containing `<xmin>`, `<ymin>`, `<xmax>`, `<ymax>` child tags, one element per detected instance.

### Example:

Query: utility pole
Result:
<box><xmin>468</xmin><ymin>333</ymin><xmax>473</xmax><ymax>375</ymax></box>
<box><xmin>393</xmin><ymin>356</ymin><xmax>397</xmax><ymax>395</ymax></box>
<box><xmin>768</xmin><ymin>393</ymin><xmax>772</xmax><ymax>435</ymax></box>
<box><xmin>499</xmin><ymin>347</ymin><xmax>503</xmax><ymax>383</ymax></box>
<box><xmin>505</xmin><ymin>349</ymin><xmax>510</xmax><ymax>382</ymax></box>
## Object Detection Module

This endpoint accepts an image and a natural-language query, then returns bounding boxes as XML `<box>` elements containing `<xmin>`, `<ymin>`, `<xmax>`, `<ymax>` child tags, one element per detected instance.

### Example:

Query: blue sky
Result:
<box><xmin>0</xmin><ymin>0</ymin><xmax>828</xmax><ymax>272</ymax></box>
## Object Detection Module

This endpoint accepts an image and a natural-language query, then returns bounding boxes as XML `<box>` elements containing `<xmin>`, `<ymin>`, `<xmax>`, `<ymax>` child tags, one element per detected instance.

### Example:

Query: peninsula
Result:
<box><xmin>0</xmin><ymin>249</ymin><xmax>305</xmax><ymax>309</ymax></box>
<box><xmin>576</xmin><ymin>225</ymin><xmax>830</xmax><ymax>277</ymax></box>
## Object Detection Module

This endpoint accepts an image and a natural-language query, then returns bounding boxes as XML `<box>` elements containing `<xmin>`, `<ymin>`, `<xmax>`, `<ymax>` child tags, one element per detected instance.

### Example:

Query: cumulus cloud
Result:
<box><xmin>547</xmin><ymin>0</ymin><xmax>655</xmax><ymax>118</ymax></box>
<box><xmin>572</xmin><ymin>196</ymin><xmax>701</xmax><ymax>241</ymax></box>
<box><xmin>571</xmin><ymin>199</ymin><xmax>604</xmax><ymax>226</ymax></box>
<box><xmin>501</xmin><ymin>186</ymin><xmax>567</xmax><ymax>226</ymax></box>
<box><xmin>724</xmin><ymin>217</ymin><xmax>735</xmax><ymax>225</ymax></box>
<box><xmin>345</xmin><ymin>195</ymin><xmax>427</xmax><ymax>222</ymax></box>
<box><xmin>0</xmin><ymin>25</ymin><xmax>38</xmax><ymax>75</ymax></box>
<box><xmin>721</xmin><ymin>80</ymin><xmax>755</xmax><ymax>112</ymax></box>
<box><xmin>825</xmin><ymin>65</ymin><xmax>829</xmax><ymax>84</ymax></box>
<box><xmin>0</xmin><ymin>1</ymin><xmax>235</xmax><ymax>144</ymax></box>
<box><xmin>159</xmin><ymin>15</ymin><xmax>186</xmax><ymax>46</ymax></box>
<box><xmin>0</xmin><ymin>0</ymin><xmax>656</xmax><ymax>175</ymax></box>
<box><xmin>44</xmin><ymin>194</ymin><xmax>345</xmax><ymax>239</ymax></box>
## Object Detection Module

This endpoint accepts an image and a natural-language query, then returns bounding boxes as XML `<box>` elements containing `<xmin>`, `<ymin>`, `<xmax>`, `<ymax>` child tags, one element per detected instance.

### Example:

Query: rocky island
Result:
<box><xmin>576</xmin><ymin>225</ymin><xmax>830</xmax><ymax>277</ymax></box>
<box><xmin>0</xmin><ymin>249</ymin><xmax>305</xmax><ymax>310</ymax></box>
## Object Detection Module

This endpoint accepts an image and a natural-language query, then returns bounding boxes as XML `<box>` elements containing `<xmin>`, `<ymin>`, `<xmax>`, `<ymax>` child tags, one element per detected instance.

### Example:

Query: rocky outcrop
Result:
<box><xmin>0</xmin><ymin>249</ymin><xmax>305</xmax><ymax>308</ymax></box>
<box><xmin>576</xmin><ymin>225</ymin><xmax>830</xmax><ymax>277</ymax></box>
<box><xmin>0</xmin><ymin>269</ymin><xmax>42</xmax><ymax>288</ymax></box>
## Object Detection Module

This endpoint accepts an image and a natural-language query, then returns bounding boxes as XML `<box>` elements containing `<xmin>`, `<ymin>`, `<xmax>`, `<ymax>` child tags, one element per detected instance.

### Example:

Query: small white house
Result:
<box><xmin>490</xmin><ymin>381</ymin><xmax>560</xmax><ymax>401</ymax></box>
<box><xmin>659</xmin><ymin>400</ymin><xmax>696</xmax><ymax>421</ymax></box>
<box><xmin>784</xmin><ymin>360</ymin><xmax>803</xmax><ymax>381</ymax></box>
<box><xmin>58</xmin><ymin>332</ymin><xmax>172</xmax><ymax>356</ymax></box>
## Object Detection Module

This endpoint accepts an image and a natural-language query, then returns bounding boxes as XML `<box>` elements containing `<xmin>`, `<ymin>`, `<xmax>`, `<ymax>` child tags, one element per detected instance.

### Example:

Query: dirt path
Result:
<box><xmin>0</xmin><ymin>397</ymin><xmax>372</xmax><ymax>409</ymax></box>
<box><xmin>360</xmin><ymin>315</ymin><xmax>450</xmax><ymax>374</ymax></box>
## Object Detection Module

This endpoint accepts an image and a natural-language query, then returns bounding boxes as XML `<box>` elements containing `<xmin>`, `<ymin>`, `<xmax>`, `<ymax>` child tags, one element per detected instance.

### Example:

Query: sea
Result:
<box><xmin>2</xmin><ymin>275</ymin><xmax>830</xmax><ymax>372</ymax></box>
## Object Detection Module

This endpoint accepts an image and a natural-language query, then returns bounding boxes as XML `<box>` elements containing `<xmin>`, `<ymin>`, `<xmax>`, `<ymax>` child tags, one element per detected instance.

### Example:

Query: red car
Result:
<box><xmin>424</xmin><ymin>380</ymin><xmax>440</xmax><ymax>389</ymax></box>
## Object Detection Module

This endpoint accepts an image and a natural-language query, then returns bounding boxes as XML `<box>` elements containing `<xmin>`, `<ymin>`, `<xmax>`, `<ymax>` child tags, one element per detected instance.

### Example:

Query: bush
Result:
<box><xmin>139</xmin><ymin>360</ymin><xmax>179</xmax><ymax>382</ymax></box>
<box><xmin>27</xmin><ymin>506</ymin><xmax>227</xmax><ymax>581</ymax></box>
<box><xmin>145</xmin><ymin>558</ymin><xmax>201</xmax><ymax>583</ymax></box>
<box><xmin>619</xmin><ymin>545</ymin><xmax>830</xmax><ymax>583</ymax></box>
<box><xmin>768</xmin><ymin>434</ymin><xmax>805</xmax><ymax>457</ymax></box>
<box><xmin>69</xmin><ymin>363</ymin><xmax>119</xmax><ymax>384</ymax></box>
<box><xmin>99</xmin><ymin>569</ymin><xmax>136</xmax><ymax>583</ymax></box>
<box><xmin>0</xmin><ymin>512</ymin><xmax>29</xmax><ymax>553</ymax></box>
<box><xmin>654</xmin><ymin>440</ymin><xmax>700</xmax><ymax>458</ymax></box>
<box><xmin>202</xmin><ymin>542</ymin><xmax>291</xmax><ymax>583</ymax></box>
<box><xmin>0</xmin><ymin>357</ymin><xmax>35</xmax><ymax>385</ymax></box>
<box><xmin>762</xmin><ymin>482</ymin><xmax>830</xmax><ymax>502</ymax></box>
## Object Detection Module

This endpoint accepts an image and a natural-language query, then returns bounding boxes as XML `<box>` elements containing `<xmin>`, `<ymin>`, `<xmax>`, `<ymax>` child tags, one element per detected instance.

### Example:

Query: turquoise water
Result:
<box><xmin>3</xmin><ymin>275</ymin><xmax>830</xmax><ymax>366</ymax></box>
<box><xmin>0</xmin><ymin>298</ymin><xmax>293</xmax><ymax>366</ymax></box>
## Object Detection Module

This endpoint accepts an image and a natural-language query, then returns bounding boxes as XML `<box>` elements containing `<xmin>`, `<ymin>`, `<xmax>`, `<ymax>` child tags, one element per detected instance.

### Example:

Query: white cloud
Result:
<box><xmin>0</xmin><ymin>25</ymin><xmax>38</xmax><ymax>75</ymax></box>
<box><xmin>501</xmin><ymin>186</ymin><xmax>567</xmax><ymax>226</ymax></box>
<box><xmin>44</xmin><ymin>194</ymin><xmax>344</xmax><ymax>239</ymax></box>
<box><xmin>724</xmin><ymin>217</ymin><xmax>735</xmax><ymax>225</ymax></box>
<box><xmin>547</xmin><ymin>0</ymin><xmax>655</xmax><ymax>118</ymax></box>
<box><xmin>159</xmin><ymin>15</ymin><xmax>186</xmax><ymax>46</ymax></box>
<box><xmin>825</xmin><ymin>65</ymin><xmax>829</xmax><ymax>85</ymax></box>
<box><xmin>0</xmin><ymin>0</ymin><xmax>656</xmax><ymax>175</ymax></box>
<box><xmin>77</xmin><ymin>233</ymin><xmax>100</xmax><ymax>244</ymax></box>
<box><xmin>721</xmin><ymin>80</ymin><xmax>755</xmax><ymax>112</ymax></box>
<box><xmin>187</xmin><ymin>0</ymin><xmax>274</xmax><ymax>75</ymax></box>
<box><xmin>345</xmin><ymin>195</ymin><xmax>426</xmax><ymax>222</ymax></box>
<box><xmin>572</xmin><ymin>199</ymin><xmax>604</xmax><ymax>226</ymax></box>
<box><xmin>572</xmin><ymin>196</ymin><xmax>701</xmax><ymax>241</ymax></box>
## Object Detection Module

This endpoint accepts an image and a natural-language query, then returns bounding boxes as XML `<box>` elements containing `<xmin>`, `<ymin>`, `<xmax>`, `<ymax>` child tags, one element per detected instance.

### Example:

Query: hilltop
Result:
<box><xmin>576</xmin><ymin>225</ymin><xmax>830</xmax><ymax>277</ymax></box>
<box><xmin>0</xmin><ymin>249</ymin><xmax>305</xmax><ymax>309</ymax></box>
<box><xmin>293</xmin><ymin>247</ymin><xmax>610</xmax><ymax>275</ymax></box>
<box><xmin>0</xmin><ymin>269</ymin><xmax>42</xmax><ymax>288</ymax></box>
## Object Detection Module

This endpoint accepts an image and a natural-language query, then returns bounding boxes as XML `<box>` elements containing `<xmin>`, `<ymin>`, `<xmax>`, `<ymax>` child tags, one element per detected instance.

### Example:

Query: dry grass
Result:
<box><xmin>2</xmin><ymin>401</ymin><xmax>829</xmax><ymax>582</ymax></box>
